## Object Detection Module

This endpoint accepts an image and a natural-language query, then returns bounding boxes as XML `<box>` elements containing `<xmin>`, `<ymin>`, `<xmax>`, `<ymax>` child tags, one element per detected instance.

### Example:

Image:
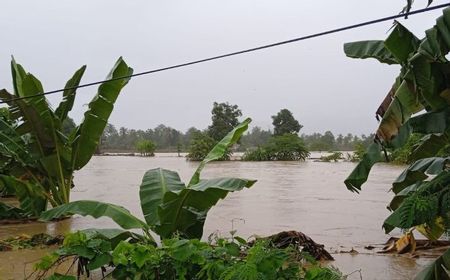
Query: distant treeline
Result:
<box><xmin>99</xmin><ymin>123</ymin><xmax>374</xmax><ymax>153</ymax></box>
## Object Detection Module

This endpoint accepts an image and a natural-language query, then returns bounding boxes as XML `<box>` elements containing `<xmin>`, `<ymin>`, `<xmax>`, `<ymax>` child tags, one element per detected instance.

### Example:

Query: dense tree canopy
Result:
<box><xmin>207</xmin><ymin>102</ymin><xmax>242</xmax><ymax>141</ymax></box>
<box><xmin>271</xmin><ymin>109</ymin><xmax>302</xmax><ymax>136</ymax></box>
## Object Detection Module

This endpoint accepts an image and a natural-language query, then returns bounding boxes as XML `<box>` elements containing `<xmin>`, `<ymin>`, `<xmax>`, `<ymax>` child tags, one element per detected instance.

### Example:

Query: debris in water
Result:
<box><xmin>249</xmin><ymin>230</ymin><xmax>334</xmax><ymax>260</ymax></box>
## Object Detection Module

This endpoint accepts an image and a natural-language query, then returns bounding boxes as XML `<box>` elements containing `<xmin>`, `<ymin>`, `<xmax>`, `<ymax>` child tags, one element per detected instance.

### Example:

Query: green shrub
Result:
<box><xmin>35</xmin><ymin>231</ymin><xmax>343</xmax><ymax>280</ymax></box>
<box><xmin>187</xmin><ymin>131</ymin><xmax>232</xmax><ymax>161</ymax></box>
<box><xmin>243</xmin><ymin>134</ymin><xmax>309</xmax><ymax>161</ymax></box>
<box><xmin>135</xmin><ymin>139</ymin><xmax>156</xmax><ymax>156</ymax></box>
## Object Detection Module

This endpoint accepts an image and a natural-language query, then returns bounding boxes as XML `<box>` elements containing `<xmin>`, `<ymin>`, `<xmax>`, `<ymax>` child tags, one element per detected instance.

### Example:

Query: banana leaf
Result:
<box><xmin>0</xmin><ymin>175</ymin><xmax>47</xmax><ymax>216</ymax></box>
<box><xmin>40</xmin><ymin>200</ymin><xmax>148</xmax><ymax>231</ymax></box>
<box><xmin>188</xmin><ymin>117</ymin><xmax>251</xmax><ymax>186</ymax></box>
<box><xmin>72</xmin><ymin>57</ymin><xmax>133</xmax><ymax>170</ymax></box>
<box><xmin>383</xmin><ymin>171</ymin><xmax>450</xmax><ymax>233</ymax></box>
<box><xmin>345</xmin><ymin>109</ymin><xmax>450</xmax><ymax>192</ymax></box>
<box><xmin>0</xmin><ymin>201</ymin><xmax>27</xmax><ymax>219</ymax></box>
<box><xmin>343</xmin><ymin>40</ymin><xmax>398</xmax><ymax>64</ymax></box>
<box><xmin>55</xmin><ymin>65</ymin><xmax>86</xmax><ymax>121</ymax></box>
<box><xmin>414</xmin><ymin>248</ymin><xmax>450</xmax><ymax>280</ymax></box>
<box><xmin>384</xmin><ymin>22</ymin><xmax>420</xmax><ymax>63</ymax></box>
<box><xmin>392</xmin><ymin>156</ymin><xmax>449</xmax><ymax>194</ymax></box>
<box><xmin>139</xmin><ymin>168</ymin><xmax>185</xmax><ymax>227</ymax></box>
<box><xmin>81</xmin><ymin>228</ymin><xmax>144</xmax><ymax>247</ymax></box>
<box><xmin>409</xmin><ymin>133</ymin><xmax>449</xmax><ymax>161</ymax></box>
<box><xmin>344</xmin><ymin>142</ymin><xmax>383</xmax><ymax>192</ymax></box>
<box><xmin>156</xmin><ymin>177</ymin><xmax>256</xmax><ymax>239</ymax></box>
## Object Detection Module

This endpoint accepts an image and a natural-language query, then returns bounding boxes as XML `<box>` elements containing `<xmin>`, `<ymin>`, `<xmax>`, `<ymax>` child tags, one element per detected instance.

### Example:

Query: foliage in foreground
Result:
<box><xmin>344</xmin><ymin>4</ymin><xmax>449</xmax><ymax>279</ymax></box>
<box><xmin>242</xmin><ymin>133</ymin><xmax>310</xmax><ymax>161</ymax></box>
<box><xmin>33</xmin><ymin>230</ymin><xmax>343</xmax><ymax>280</ymax></box>
<box><xmin>0</xmin><ymin>57</ymin><xmax>133</xmax><ymax>219</ymax></box>
<box><xmin>40</xmin><ymin>119</ymin><xmax>255</xmax><ymax>240</ymax></box>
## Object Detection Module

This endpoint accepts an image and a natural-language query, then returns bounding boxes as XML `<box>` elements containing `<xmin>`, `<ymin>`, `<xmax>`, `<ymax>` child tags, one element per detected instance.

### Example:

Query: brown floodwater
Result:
<box><xmin>0</xmin><ymin>154</ymin><xmax>439</xmax><ymax>279</ymax></box>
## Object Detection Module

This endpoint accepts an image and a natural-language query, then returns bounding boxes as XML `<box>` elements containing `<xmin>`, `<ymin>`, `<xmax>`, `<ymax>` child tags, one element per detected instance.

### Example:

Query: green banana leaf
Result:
<box><xmin>55</xmin><ymin>65</ymin><xmax>87</xmax><ymax>122</ymax></box>
<box><xmin>188</xmin><ymin>117</ymin><xmax>251</xmax><ymax>186</ymax></box>
<box><xmin>156</xmin><ymin>177</ymin><xmax>256</xmax><ymax>239</ymax></box>
<box><xmin>139</xmin><ymin>168</ymin><xmax>185</xmax><ymax>226</ymax></box>
<box><xmin>39</xmin><ymin>200</ymin><xmax>148</xmax><ymax>231</ymax></box>
<box><xmin>344</xmin><ymin>142</ymin><xmax>383</xmax><ymax>192</ymax></box>
<box><xmin>345</xmin><ymin>109</ymin><xmax>450</xmax><ymax>192</ymax></box>
<box><xmin>414</xmin><ymin>247</ymin><xmax>450</xmax><ymax>280</ymax></box>
<box><xmin>72</xmin><ymin>57</ymin><xmax>133</xmax><ymax>170</ymax></box>
<box><xmin>0</xmin><ymin>88</ymin><xmax>55</xmax><ymax>153</ymax></box>
<box><xmin>81</xmin><ymin>228</ymin><xmax>144</xmax><ymax>247</ymax></box>
<box><xmin>343</xmin><ymin>40</ymin><xmax>398</xmax><ymax>65</ymax></box>
<box><xmin>0</xmin><ymin>175</ymin><xmax>47</xmax><ymax>216</ymax></box>
<box><xmin>11</xmin><ymin>58</ymin><xmax>62</xmax><ymax>150</ymax></box>
<box><xmin>384</xmin><ymin>22</ymin><xmax>420</xmax><ymax>63</ymax></box>
<box><xmin>409</xmin><ymin>133</ymin><xmax>449</xmax><ymax>162</ymax></box>
<box><xmin>0</xmin><ymin>201</ymin><xmax>27</xmax><ymax>219</ymax></box>
<box><xmin>0</xmin><ymin>117</ymin><xmax>34</xmax><ymax>166</ymax></box>
<box><xmin>383</xmin><ymin>171</ymin><xmax>450</xmax><ymax>233</ymax></box>
<box><xmin>377</xmin><ymin>80</ymin><xmax>423</xmax><ymax>142</ymax></box>
<box><xmin>392</xmin><ymin>156</ymin><xmax>449</xmax><ymax>194</ymax></box>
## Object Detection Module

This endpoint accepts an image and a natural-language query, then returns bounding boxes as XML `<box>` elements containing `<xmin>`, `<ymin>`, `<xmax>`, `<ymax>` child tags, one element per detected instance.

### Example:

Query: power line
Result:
<box><xmin>2</xmin><ymin>3</ymin><xmax>449</xmax><ymax>104</ymax></box>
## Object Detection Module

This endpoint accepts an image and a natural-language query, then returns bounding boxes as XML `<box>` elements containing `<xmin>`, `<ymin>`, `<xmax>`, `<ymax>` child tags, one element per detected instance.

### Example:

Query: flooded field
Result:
<box><xmin>0</xmin><ymin>154</ymin><xmax>438</xmax><ymax>279</ymax></box>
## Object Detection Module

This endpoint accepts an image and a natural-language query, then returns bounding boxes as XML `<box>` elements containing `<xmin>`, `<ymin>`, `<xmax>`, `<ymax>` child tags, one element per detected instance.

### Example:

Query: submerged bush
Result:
<box><xmin>243</xmin><ymin>134</ymin><xmax>310</xmax><ymax>161</ymax></box>
<box><xmin>135</xmin><ymin>139</ymin><xmax>156</xmax><ymax>156</ymax></box>
<box><xmin>186</xmin><ymin>131</ymin><xmax>232</xmax><ymax>161</ymax></box>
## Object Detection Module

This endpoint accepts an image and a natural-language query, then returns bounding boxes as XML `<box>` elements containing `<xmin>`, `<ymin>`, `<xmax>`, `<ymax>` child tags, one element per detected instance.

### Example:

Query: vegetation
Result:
<box><xmin>243</xmin><ymin>134</ymin><xmax>310</xmax><ymax>161</ymax></box>
<box><xmin>187</xmin><ymin>102</ymin><xmax>242</xmax><ymax>161</ymax></box>
<box><xmin>33</xmin><ymin>230</ymin><xmax>342</xmax><ymax>280</ymax></box>
<box><xmin>135</xmin><ymin>139</ymin><xmax>156</xmax><ymax>157</ymax></box>
<box><xmin>243</xmin><ymin>109</ymin><xmax>310</xmax><ymax>161</ymax></box>
<box><xmin>319</xmin><ymin>152</ymin><xmax>343</xmax><ymax>162</ymax></box>
<box><xmin>272</xmin><ymin>109</ymin><xmax>302</xmax><ymax>136</ymax></box>
<box><xmin>344</xmin><ymin>4</ymin><xmax>450</xmax><ymax>278</ymax></box>
<box><xmin>0</xmin><ymin>57</ymin><xmax>133</xmax><ymax>219</ymax></box>
<box><xmin>101</xmin><ymin>123</ymin><xmax>187</xmax><ymax>153</ymax></box>
<box><xmin>186</xmin><ymin>131</ymin><xmax>218</xmax><ymax>161</ymax></box>
<box><xmin>208</xmin><ymin>102</ymin><xmax>242</xmax><ymax>141</ymax></box>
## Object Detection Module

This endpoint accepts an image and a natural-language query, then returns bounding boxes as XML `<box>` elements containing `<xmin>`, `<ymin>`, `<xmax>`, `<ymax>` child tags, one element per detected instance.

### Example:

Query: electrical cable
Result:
<box><xmin>1</xmin><ymin>3</ymin><xmax>449</xmax><ymax>104</ymax></box>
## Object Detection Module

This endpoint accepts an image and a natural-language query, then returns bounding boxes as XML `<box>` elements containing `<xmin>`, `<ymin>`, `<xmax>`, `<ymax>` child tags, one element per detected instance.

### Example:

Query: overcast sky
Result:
<box><xmin>1</xmin><ymin>0</ymin><xmax>447</xmax><ymax>135</ymax></box>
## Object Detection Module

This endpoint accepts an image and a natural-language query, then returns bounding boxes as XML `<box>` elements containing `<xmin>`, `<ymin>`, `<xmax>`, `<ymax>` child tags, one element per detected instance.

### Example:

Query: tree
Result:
<box><xmin>242</xmin><ymin>134</ymin><xmax>309</xmax><ymax>161</ymax></box>
<box><xmin>207</xmin><ymin>102</ymin><xmax>242</xmax><ymax>141</ymax></box>
<box><xmin>186</xmin><ymin>131</ymin><xmax>217</xmax><ymax>161</ymax></box>
<box><xmin>135</xmin><ymin>139</ymin><xmax>156</xmax><ymax>157</ymax></box>
<box><xmin>271</xmin><ymin>109</ymin><xmax>302</xmax><ymax>136</ymax></box>
<box><xmin>240</xmin><ymin>126</ymin><xmax>272</xmax><ymax>150</ymax></box>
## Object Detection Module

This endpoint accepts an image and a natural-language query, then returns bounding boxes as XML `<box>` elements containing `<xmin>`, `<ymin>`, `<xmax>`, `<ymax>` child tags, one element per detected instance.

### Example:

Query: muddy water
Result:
<box><xmin>0</xmin><ymin>154</ymin><xmax>436</xmax><ymax>279</ymax></box>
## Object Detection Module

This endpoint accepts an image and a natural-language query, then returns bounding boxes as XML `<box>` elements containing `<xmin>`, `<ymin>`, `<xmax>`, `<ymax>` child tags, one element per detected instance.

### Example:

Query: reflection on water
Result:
<box><xmin>0</xmin><ymin>154</ymin><xmax>432</xmax><ymax>279</ymax></box>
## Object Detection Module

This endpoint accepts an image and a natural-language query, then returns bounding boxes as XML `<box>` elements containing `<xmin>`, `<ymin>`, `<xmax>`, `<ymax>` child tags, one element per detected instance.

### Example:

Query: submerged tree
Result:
<box><xmin>135</xmin><ymin>139</ymin><xmax>156</xmax><ymax>157</ymax></box>
<box><xmin>0</xmin><ymin>57</ymin><xmax>133</xmax><ymax>218</ymax></box>
<box><xmin>243</xmin><ymin>109</ymin><xmax>309</xmax><ymax>161</ymax></box>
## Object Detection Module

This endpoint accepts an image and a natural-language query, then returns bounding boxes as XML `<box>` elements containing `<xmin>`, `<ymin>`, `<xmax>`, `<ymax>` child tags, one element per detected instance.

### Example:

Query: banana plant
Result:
<box><xmin>40</xmin><ymin>118</ymin><xmax>256</xmax><ymax>240</ymax></box>
<box><xmin>0</xmin><ymin>57</ymin><xmax>133</xmax><ymax>218</ymax></box>
<box><xmin>343</xmin><ymin>6</ymin><xmax>450</xmax><ymax>279</ymax></box>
